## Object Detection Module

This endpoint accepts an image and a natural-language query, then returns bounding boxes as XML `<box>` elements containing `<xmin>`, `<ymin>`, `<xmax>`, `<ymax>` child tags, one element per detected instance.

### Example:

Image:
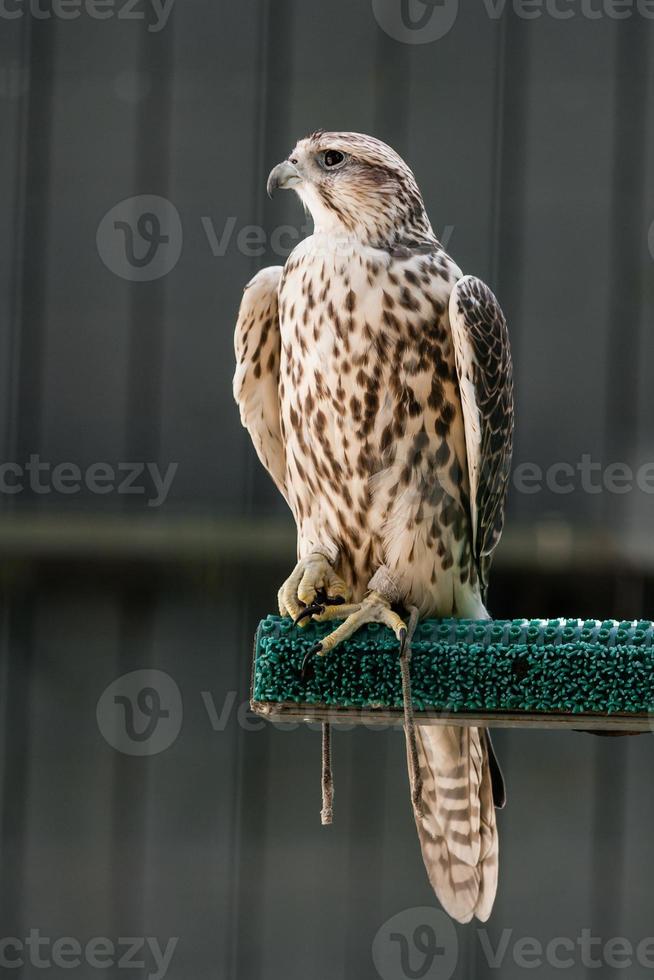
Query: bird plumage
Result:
<box><xmin>233</xmin><ymin>131</ymin><xmax>513</xmax><ymax>922</ymax></box>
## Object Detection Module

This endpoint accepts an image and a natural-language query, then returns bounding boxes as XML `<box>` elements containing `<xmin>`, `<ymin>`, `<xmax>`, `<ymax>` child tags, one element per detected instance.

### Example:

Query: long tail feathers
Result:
<box><xmin>412</xmin><ymin>724</ymin><xmax>499</xmax><ymax>923</ymax></box>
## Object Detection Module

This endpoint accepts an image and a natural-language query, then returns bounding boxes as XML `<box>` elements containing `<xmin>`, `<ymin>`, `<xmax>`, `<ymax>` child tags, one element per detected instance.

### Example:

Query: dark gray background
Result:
<box><xmin>0</xmin><ymin>1</ymin><xmax>653</xmax><ymax>978</ymax></box>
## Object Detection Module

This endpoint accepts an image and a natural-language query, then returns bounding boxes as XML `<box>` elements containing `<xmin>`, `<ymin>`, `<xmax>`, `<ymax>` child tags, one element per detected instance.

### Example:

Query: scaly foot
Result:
<box><xmin>301</xmin><ymin>590</ymin><xmax>407</xmax><ymax>680</ymax></box>
<box><xmin>277</xmin><ymin>553</ymin><xmax>351</xmax><ymax>625</ymax></box>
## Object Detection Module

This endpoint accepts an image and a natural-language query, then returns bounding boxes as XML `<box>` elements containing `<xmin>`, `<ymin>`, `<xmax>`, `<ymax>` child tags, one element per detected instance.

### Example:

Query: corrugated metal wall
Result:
<box><xmin>0</xmin><ymin>3</ymin><xmax>653</xmax><ymax>978</ymax></box>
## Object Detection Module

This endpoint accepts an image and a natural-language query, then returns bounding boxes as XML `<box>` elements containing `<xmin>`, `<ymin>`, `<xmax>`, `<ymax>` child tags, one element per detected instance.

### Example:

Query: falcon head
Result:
<box><xmin>267</xmin><ymin>131</ymin><xmax>434</xmax><ymax>248</ymax></box>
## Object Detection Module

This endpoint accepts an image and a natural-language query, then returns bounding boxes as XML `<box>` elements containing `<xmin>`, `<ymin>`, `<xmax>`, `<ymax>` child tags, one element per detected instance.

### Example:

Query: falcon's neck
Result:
<box><xmin>300</xmin><ymin>184</ymin><xmax>437</xmax><ymax>250</ymax></box>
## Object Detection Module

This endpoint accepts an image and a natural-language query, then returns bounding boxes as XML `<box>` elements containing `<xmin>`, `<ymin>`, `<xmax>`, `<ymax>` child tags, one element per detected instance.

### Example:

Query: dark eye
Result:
<box><xmin>322</xmin><ymin>149</ymin><xmax>345</xmax><ymax>168</ymax></box>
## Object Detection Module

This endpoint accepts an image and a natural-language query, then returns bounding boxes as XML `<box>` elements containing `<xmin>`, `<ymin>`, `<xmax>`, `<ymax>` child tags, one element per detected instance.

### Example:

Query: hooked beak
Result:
<box><xmin>267</xmin><ymin>160</ymin><xmax>302</xmax><ymax>198</ymax></box>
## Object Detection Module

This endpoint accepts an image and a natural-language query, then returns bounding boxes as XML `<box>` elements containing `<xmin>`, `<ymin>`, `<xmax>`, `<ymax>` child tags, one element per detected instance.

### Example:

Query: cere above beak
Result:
<box><xmin>267</xmin><ymin>160</ymin><xmax>302</xmax><ymax>198</ymax></box>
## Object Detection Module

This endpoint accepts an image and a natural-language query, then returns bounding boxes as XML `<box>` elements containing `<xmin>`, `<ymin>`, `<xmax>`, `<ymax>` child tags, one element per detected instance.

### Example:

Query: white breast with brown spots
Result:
<box><xmin>277</xmin><ymin>234</ymin><xmax>486</xmax><ymax>619</ymax></box>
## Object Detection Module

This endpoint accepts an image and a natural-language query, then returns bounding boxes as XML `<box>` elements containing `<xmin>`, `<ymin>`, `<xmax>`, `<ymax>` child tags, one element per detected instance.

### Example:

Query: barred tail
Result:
<box><xmin>412</xmin><ymin>724</ymin><xmax>500</xmax><ymax>923</ymax></box>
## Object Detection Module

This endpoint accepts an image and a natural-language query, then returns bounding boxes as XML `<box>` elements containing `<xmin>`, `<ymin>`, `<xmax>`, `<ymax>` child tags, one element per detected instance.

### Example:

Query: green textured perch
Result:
<box><xmin>251</xmin><ymin>616</ymin><xmax>654</xmax><ymax>731</ymax></box>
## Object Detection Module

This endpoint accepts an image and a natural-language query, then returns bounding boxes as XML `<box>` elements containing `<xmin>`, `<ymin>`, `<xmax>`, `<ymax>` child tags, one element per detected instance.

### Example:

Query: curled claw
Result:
<box><xmin>294</xmin><ymin>590</ymin><xmax>345</xmax><ymax>625</ymax></box>
<box><xmin>294</xmin><ymin>603</ymin><xmax>325</xmax><ymax>625</ymax></box>
<box><xmin>312</xmin><ymin>588</ymin><xmax>346</xmax><ymax>608</ymax></box>
<box><xmin>322</xmin><ymin>594</ymin><xmax>345</xmax><ymax>607</ymax></box>
<box><xmin>300</xmin><ymin>642</ymin><xmax>323</xmax><ymax>682</ymax></box>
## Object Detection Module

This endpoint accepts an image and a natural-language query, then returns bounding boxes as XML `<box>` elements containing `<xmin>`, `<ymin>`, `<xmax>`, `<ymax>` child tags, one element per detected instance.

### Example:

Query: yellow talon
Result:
<box><xmin>314</xmin><ymin>591</ymin><xmax>407</xmax><ymax>655</ymax></box>
<box><xmin>278</xmin><ymin>553</ymin><xmax>351</xmax><ymax>625</ymax></box>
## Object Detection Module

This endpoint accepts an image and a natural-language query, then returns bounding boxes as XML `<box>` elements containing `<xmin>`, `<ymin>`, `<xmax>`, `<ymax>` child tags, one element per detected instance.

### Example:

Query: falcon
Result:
<box><xmin>233</xmin><ymin>131</ymin><xmax>514</xmax><ymax>923</ymax></box>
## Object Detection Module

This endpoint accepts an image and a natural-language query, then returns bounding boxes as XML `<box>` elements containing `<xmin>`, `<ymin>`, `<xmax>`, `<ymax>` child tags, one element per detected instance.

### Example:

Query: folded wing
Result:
<box><xmin>233</xmin><ymin>266</ymin><xmax>288</xmax><ymax>502</ymax></box>
<box><xmin>449</xmin><ymin>275</ymin><xmax>514</xmax><ymax>600</ymax></box>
